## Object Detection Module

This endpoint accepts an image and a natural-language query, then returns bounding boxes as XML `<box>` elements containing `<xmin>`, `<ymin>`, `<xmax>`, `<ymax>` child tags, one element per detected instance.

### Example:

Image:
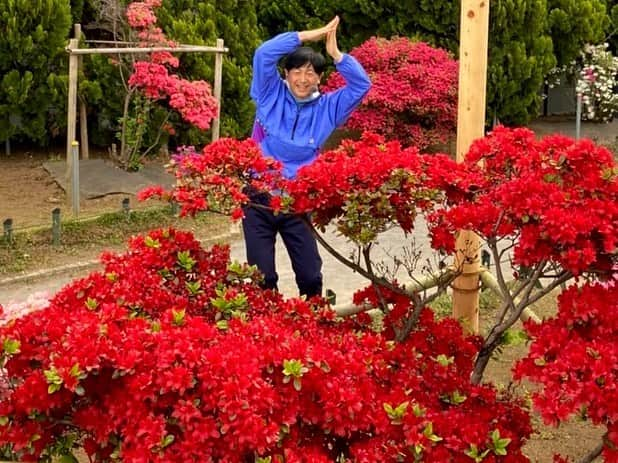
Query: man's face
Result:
<box><xmin>285</xmin><ymin>63</ymin><xmax>321</xmax><ymax>99</ymax></box>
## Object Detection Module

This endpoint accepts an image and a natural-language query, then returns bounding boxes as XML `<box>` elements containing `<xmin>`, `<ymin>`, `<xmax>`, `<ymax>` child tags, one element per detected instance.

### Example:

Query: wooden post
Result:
<box><xmin>451</xmin><ymin>0</ymin><xmax>490</xmax><ymax>334</ymax></box>
<box><xmin>74</xmin><ymin>24</ymin><xmax>90</xmax><ymax>160</ymax></box>
<box><xmin>66</xmin><ymin>37</ymin><xmax>79</xmax><ymax>211</ymax></box>
<box><xmin>212</xmin><ymin>38</ymin><xmax>224</xmax><ymax>142</ymax></box>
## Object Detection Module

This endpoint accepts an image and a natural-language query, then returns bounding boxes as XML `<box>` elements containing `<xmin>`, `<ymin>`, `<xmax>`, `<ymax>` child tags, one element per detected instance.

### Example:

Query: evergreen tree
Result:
<box><xmin>156</xmin><ymin>0</ymin><xmax>261</xmax><ymax>139</ymax></box>
<box><xmin>548</xmin><ymin>0</ymin><xmax>609</xmax><ymax>66</ymax></box>
<box><xmin>0</xmin><ymin>0</ymin><xmax>71</xmax><ymax>145</ymax></box>
<box><xmin>488</xmin><ymin>0</ymin><xmax>555</xmax><ymax>125</ymax></box>
<box><xmin>603</xmin><ymin>0</ymin><xmax>618</xmax><ymax>53</ymax></box>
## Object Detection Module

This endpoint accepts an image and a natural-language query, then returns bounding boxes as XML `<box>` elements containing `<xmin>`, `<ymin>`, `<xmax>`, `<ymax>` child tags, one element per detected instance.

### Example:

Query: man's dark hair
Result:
<box><xmin>284</xmin><ymin>47</ymin><xmax>326</xmax><ymax>74</ymax></box>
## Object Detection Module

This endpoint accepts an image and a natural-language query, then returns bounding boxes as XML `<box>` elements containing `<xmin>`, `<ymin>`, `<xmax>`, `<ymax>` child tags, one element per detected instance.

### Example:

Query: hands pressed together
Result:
<box><xmin>298</xmin><ymin>16</ymin><xmax>343</xmax><ymax>63</ymax></box>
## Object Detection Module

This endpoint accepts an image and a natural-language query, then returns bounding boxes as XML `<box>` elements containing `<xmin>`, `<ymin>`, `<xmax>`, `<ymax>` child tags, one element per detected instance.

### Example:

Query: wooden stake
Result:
<box><xmin>212</xmin><ymin>38</ymin><xmax>224</xmax><ymax>142</ymax></box>
<box><xmin>452</xmin><ymin>0</ymin><xmax>490</xmax><ymax>333</ymax></box>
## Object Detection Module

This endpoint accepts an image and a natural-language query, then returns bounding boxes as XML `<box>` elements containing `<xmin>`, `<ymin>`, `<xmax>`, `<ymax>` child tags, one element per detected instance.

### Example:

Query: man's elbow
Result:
<box><xmin>360</xmin><ymin>77</ymin><xmax>372</xmax><ymax>96</ymax></box>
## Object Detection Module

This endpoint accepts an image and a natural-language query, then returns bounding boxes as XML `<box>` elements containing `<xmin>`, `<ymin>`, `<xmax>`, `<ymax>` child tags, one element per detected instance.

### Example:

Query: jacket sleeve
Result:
<box><xmin>326</xmin><ymin>54</ymin><xmax>372</xmax><ymax>127</ymax></box>
<box><xmin>250</xmin><ymin>32</ymin><xmax>301</xmax><ymax>104</ymax></box>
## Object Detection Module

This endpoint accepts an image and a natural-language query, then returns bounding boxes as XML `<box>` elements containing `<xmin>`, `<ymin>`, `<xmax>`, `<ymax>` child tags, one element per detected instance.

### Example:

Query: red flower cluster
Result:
<box><xmin>324</xmin><ymin>37</ymin><xmax>458</xmax><ymax>149</ymax></box>
<box><xmin>427</xmin><ymin>126</ymin><xmax>618</xmax><ymax>275</ymax></box>
<box><xmin>514</xmin><ymin>283</ymin><xmax>618</xmax><ymax>461</ymax></box>
<box><xmin>125</xmin><ymin>1</ymin><xmax>218</xmax><ymax>130</ymax></box>
<box><xmin>283</xmin><ymin>132</ymin><xmax>472</xmax><ymax>245</ymax></box>
<box><xmin>0</xmin><ymin>228</ymin><xmax>531</xmax><ymax>462</ymax></box>
<box><xmin>139</xmin><ymin>138</ymin><xmax>283</xmax><ymax>219</ymax></box>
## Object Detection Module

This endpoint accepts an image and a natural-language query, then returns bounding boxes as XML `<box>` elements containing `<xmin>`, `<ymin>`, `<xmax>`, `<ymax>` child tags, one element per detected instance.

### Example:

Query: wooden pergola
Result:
<box><xmin>64</xmin><ymin>24</ymin><xmax>228</xmax><ymax>216</ymax></box>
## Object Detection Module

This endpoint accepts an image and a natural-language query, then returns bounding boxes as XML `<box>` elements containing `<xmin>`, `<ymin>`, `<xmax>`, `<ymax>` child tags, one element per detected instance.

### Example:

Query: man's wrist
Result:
<box><xmin>332</xmin><ymin>52</ymin><xmax>344</xmax><ymax>64</ymax></box>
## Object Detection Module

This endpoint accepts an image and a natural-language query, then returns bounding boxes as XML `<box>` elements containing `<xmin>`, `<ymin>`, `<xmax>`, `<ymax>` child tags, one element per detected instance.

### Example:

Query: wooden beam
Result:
<box><xmin>452</xmin><ymin>0</ymin><xmax>490</xmax><ymax>333</ymax></box>
<box><xmin>67</xmin><ymin>45</ymin><xmax>228</xmax><ymax>55</ymax></box>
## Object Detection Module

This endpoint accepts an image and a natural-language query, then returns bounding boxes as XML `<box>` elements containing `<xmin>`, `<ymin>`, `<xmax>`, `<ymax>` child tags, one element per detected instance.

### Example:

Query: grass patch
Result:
<box><xmin>0</xmin><ymin>206</ymin><xmax>234</xmax><ymax>276</ymax></box>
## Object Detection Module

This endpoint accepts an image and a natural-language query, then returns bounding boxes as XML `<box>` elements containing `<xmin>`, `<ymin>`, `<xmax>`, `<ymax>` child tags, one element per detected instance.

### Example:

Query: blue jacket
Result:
<box><xmin>250</xmin><ymin>32</ymin><xmax>371</xmax><ymax>179</ymax></box>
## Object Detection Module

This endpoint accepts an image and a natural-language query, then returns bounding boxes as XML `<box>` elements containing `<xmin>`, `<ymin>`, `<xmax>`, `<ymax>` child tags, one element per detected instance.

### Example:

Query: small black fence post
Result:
<box><xmin>170</xmin><ymin>201</ymin><xmax>180</xmax><ymax>216</ymax></box>
<box><xmin>122</xmin><ymin>197</ymin><xmax>131</xmax><ymax>216</ymax></box>
<box><xmin>3</xmin><ymin>218</ymin><xmax>13</xmax><ymax>245</ymax></box>
<box><xmin>52</xmin><ymin>208</ymin><xmax>61</xmax><ymax>245</ymax></box>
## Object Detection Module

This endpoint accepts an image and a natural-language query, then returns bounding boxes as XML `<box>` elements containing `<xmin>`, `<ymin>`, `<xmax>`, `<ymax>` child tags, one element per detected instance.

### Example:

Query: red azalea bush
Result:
<box><xmin>427</xmin><ymin>126</ymin><xmax>618</xmax><ymax>276</ymax></box>
<box><xmin>139</xmin><ymin>126</ymin><xmax>618</xmax><ymax>460</ymax></box>
<box><xmin>139</xmin><ymin>138</ymin><xmax>282</xmax><ymax>220</ymax></box>
<box><xmin>125</xmin><ymin>0</ymin><xmax>218</xmax><ymax>130</ymax></box>
<box><xmin>0</xmin><ymin>228</ymin><xmax>532</xmax><ymax>462</ymax></box>
<box><xmin>514</xmin><ymin>282</ymin><xmax>618</xmax><ymax>462</ymax></box>
<box><xmin>323</xmin><ymin>37</ymin><xmax>458</xmax><ymax>150</ymax></box>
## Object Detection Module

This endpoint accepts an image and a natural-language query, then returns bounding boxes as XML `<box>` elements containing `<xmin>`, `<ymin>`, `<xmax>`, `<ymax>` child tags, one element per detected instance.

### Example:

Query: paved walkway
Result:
<box><xmin>0</xmin><ymin>221</ymin><xmax>435</xmax><ymax>307</ymax></box>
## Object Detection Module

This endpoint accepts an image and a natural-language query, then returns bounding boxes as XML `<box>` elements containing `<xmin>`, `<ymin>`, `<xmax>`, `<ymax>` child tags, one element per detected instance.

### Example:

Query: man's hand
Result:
<box><xmin>298</xmin><ymin>16</ymin><xmax>339</xmax><ymax>43</ymax></box>
<box><xmin>326</xmin><ymin>27</ymin><xmax>343</xmax><ymax>63</ymax></box>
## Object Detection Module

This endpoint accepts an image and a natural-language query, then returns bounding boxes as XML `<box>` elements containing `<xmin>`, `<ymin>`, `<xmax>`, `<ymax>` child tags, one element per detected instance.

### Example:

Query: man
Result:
<box><xmin>245</xmin><ymin>16</ymin><xmax>371</xmax><ymax>298</ymax></box>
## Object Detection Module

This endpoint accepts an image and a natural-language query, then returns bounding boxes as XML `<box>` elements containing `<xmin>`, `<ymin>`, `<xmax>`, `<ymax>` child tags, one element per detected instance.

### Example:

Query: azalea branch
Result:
<box><xmin>303</xmin><ymin>218</ymin><xmax>408</xmax><ymax>296</ymax></box>
<box><xmin>362</xmin><ymin>244</ymin><xmax>389</xmax><ymax>312</ymax></box>
<box><xmin>472</xmin><ymin>263</ymin><xmax>572</xmax><ymax>384</ymax></box>
<box><xmin>139</xmin><ymin>111</ymin><xmax>171</xmax><ymax>160</ymax></box>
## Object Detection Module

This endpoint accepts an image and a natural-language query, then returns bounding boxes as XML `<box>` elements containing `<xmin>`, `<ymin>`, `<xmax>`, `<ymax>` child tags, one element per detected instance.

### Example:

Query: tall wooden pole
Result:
<box><xmin>452</xmin><ymin>0</ymin><xmax>490</xmax><ymax>333</ymax></box>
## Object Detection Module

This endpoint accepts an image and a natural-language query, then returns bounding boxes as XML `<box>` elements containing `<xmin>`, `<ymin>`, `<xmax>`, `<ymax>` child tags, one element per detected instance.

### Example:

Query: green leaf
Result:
<box><xmin>215</xmin><ymin>320</ymin><xmax>229</xmax><ymax>330</ymax></box>
<box><xmin>435</xmin><ymin>354</ymin><xmax>454</xmax><ymax>367</ymax></box>
<box><xmin>144</xmin><ymin>236</ymin><xmax>160</xmax><ymax>248</ymax></box>
<box><xmin>185</xmin><ymin>280</ymin><xmax>202</xmax><ymax>295</ymax></box>
<box><xmin>423</xmin><ymin>422</ymin><xmax>443</xmax><ymax>442</ymax></box>
<box><xmin>69</xmin><ymin>363</ymin><xmax>81</xmax><ymax>378</ymax></box>
<box><xmin>464</xmin><ymin>443</ymin><xmax>490</xmax><ymax>462</ymax></box>
<box><xmin>0</xmin><ymin>416</ymin><xmax>8</xmax><ymax>426</ymax></box>
<box><xmin>177</xmin><ymin>250</ymin><xmax>196</xmax><ymax>271</ymax></box>
<box><xmin>282</xmin><ymin>359</ymin><xmax>307</xmax><ymax>378</ymax></box>
<box><xmin>172</xmin><ymin>309</ymin><xmax>186</xmax><ymax>326</ymax></box>
<box><xmin>490</xmin><ymin>429</ymin><xmax>511</xmax><ymax>456</ymax></box>
<box><xmin>160</xmin><ymin>434</ymin><xmax>175</xmax><ymax>448</ymax></box>
<box><xmin>412</xmin><ymin>403</ymin><xmax>426</xmax><ymax>417</ymax></box>
<box><xmin>383</xmin><ymin>401</ymin><xmax>409</xmax><ymax>424</ymax></box>
<box><xmin>451</xmin><ymin>390</ymin><xmax>467</xmax><ymax>404</ymax></box>
<box><xmin>500</xmin><ymin>329</ymin><xmax>528</xmax><ymax>347</ymax></box>
<box><xmin>48</xmin><ymin>383</ymin><xmax>62</xmax><ymax>394</ymax></box>
<box><xmin>85</xmin><ymin>297</ymin><xmax>98</xmax><ymax>310</ymax></box>
<box><xmin>3</xmin><ymin>338</ymin><xmax>20</xmax><ymax>355</ymax></box>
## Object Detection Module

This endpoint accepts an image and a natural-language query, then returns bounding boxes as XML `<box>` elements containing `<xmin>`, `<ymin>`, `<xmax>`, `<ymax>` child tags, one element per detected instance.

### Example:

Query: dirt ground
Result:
<box><xmin>0</xmin><ymin>144</ymin><xmax>609</xmax><ymax>462</ymax></box>
<box><xmin>480</xmin><ymin>295</ymin><xmax>605</xmax><ymax>462</ymax></box>
<box><xmin>0</xmin><ymin>147</ymin><xmax>167</xmax><ymax>231</ymax></box>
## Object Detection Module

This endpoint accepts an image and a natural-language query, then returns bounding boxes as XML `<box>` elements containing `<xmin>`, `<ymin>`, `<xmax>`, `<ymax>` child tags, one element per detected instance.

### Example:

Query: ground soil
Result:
<box><xmin>480</xmin><ymin>294</ymin><xmax>605</xmax><ymax>462</ymax></box>
<box><xmin>0</xmin><ymin>145</ymin><xmax>608</xmax><ymax>462</ymax></box>
<box><xmin>0</xmin><ymin>147</ymin><xmax>169</xmax><ymax>231</ymax></box>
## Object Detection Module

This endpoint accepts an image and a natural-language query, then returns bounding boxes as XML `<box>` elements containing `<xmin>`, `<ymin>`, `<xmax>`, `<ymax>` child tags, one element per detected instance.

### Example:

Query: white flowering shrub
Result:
<box><xmin>576</xmin><ymin>43</ymin><xmax>618</xmax><ymax>122</ymax></box>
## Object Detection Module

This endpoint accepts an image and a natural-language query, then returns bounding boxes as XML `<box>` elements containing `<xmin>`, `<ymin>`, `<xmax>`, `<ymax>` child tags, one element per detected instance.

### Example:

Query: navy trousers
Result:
<box><xmin>242</xmin><ymin>193</ymin><xmax>323</xmax><ymax>298</ymax></box>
